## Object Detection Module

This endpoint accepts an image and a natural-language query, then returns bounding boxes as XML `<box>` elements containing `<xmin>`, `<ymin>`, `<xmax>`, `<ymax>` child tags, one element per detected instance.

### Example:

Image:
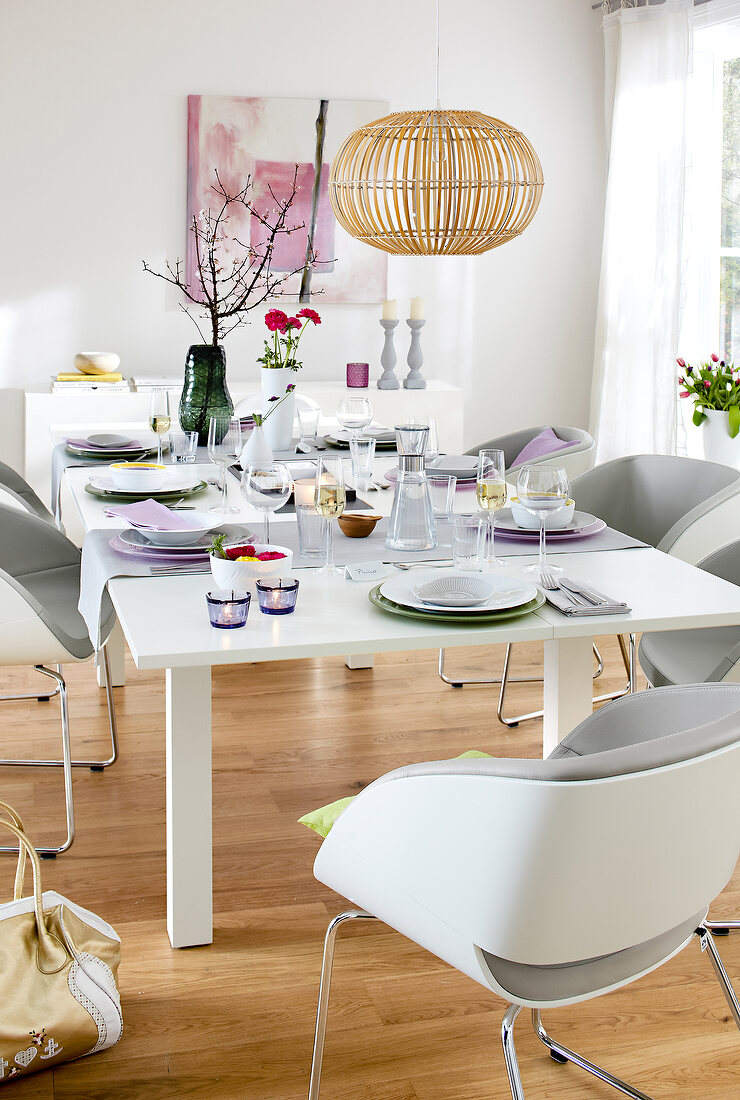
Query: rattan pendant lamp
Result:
<box><xmin>328</xmin><ymin>3</ymin><xmax>544</xmax><ymax>257</ymax></box>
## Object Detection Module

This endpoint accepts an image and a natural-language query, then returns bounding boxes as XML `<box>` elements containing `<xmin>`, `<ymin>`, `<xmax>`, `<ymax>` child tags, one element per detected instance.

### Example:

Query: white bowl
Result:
<box><xmin>143</xmin><ymin>511</ymin><xmax>219</xmax><ymax>547</ymax></box>
<box><xmin>509</xmin><ymin>497</ymin><xmax>576</xmax><ymax>530</ymax></box>
<box><xmin>109</xmin><ymin>462</ymin><xmax>169</xmax><ymax>491</ymax></box>
<box><xmin>209</xmin><ymin>544</ymin><xmax>293</xmax><ymax>588</ymax></box>
<box><xmin>414</xmin><ymin>575</ymin><xmax>496</xmax><ymax>607</ymax></box>
<box><xmin>74</xmin><ymin>351</ymin><xmax>121</xmax><ymax>375</ymax></box>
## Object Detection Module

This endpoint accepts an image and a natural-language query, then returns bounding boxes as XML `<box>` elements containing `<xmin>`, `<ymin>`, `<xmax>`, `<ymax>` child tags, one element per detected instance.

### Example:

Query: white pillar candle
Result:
<box><xmin>381</xmin><ymin>298</ymin><xmax>397</xmax><ymax>320</ymax></box>
<box><xmin>409</xmin><ymin>296</ymin><xmax>425</xmax><ymax>320</ymax></box>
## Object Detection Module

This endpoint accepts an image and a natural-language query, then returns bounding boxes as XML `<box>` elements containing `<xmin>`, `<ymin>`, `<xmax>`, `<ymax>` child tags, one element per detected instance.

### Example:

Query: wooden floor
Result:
<box><xmin>1</xmin><ymin>638</ymin><xmax>739</xmax><ymax>1099</ymax></box>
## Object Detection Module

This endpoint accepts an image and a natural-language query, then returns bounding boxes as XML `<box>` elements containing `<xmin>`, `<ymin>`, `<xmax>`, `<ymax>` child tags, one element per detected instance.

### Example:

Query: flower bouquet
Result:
<box><xmin>678</xmin><ymin>354</ymin><xmax>740</xmax><ymax>437</ymax></box>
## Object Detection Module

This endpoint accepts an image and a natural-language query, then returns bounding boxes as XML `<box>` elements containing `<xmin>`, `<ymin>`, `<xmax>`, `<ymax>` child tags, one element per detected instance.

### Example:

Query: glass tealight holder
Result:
<box><xmin>255</xmin><ymin>577</ymin><xmax>300</xmax><ymax>616</ymax></box>
<box><xmin>206</xmin><ymin>589</ymin><xmax>251</xmax><ymax>629</ymax></box>
<box><xmin>346</xmin><ymin>362</ymin><xmax>369</xmax><ymax>388</ymax></box>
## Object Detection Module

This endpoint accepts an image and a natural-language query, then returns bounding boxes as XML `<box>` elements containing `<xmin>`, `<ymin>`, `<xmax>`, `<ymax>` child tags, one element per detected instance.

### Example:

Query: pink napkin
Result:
<box><xmin>511</xmin><ymin>428</ymin><xmax>578</xmax><ymax>468</ymax></box>
<box><xmin>103</xmin><ymin>499</ymin><xmax>203</xmax><ymax>530</ymax></box>
<box><xmin>67</xmin><ymin>437</ymin><xmax>143</xmax><ymax>450</ymax></box>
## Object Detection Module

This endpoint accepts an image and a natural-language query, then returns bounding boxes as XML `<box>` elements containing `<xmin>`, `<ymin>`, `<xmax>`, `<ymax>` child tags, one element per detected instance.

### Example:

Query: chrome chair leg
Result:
<box><xmin>0</xmin><ymin>663</ymin><xmax>61</xmax><ymax>703</ymax></box>
<box><xmin>0</xmin><ymin>665</ymin><xmax>75</xmax><ymax>857</ymax></box>
<box><xmin>498</xmin><ymin>643</ymin><xmax>609</xmax><ymax>727</ymax></box>
<box><xmin>705</xmin><ymin>920</ymin><xmax>740</xmax><ymax>935</ymax></box>
<box><xmin>532</xmin><ymin>1010</ymin><xmax>653</xmax><ymax>1099</ymax></box>
<box><xmin>697</xmin><ymin>925</ymin><xmax>740</xmax><ymax>1030</ymax></box>
<box><xmin>309</xmin><ymin>910</ymin><xmax>375</xmax><ymax>1100</ymax></box>
<box><xmin>593</xmin><ymin>633</ymin><xmax>635</xmax><ymax>704</ymax></box>
<box><xmin>438</xmin><ymin>646</ymin><xmax>542</xmax><ymax>692</ymax></box>
<box><xmin>501</xmin><ymin>1004</ymin><xmax>526</xmax><ymax>1100</ymax></box>
<box><xmin>0</xmin><ymin>645</ymin><xmax>119</xmax><ymax>771</ymax></box>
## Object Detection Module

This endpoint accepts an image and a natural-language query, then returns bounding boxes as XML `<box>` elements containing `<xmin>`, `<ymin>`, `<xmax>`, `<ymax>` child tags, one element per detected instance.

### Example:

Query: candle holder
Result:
<box><xmin>255</xmin><ymin>577</ymin><xmax>300</xmax><ymax>615</ymax></box>
<box><xmin>346</xmin><ymin>361</ymin><xmax>370</xmax><ymax>388</ymax></box>
<box><xmin>404</xmin><ymin>319</ymin><xmax>427</xmax><ymax>389</ymax></box>
<box><xmin>206</xmin><ymin>589</ymin><xmax>251</xmax><ymax>629</ymax></box>
<box><xmin>377</xmin><ymin>319</ymin><xmax>400</xmax><ymax>389</ymax></box>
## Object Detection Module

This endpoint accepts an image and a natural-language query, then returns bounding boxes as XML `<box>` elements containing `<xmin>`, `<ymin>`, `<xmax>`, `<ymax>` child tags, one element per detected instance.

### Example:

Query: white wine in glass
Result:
<box><xmin>314</xmin><ymin>457</ymin><xmax>346</xmax><ymax>575</ymax></box>
<box><xmin>516</xmin><ymin>464</ymin><xmax>570</xmax><ymax>578</ymax></box>
<box><xmin>476</xmin><ymin>448</ymin><xmax>506</xmax><ymax>568</ymax></box>
<box><xmin>149</xmin><ymin>391</ymin><xmax>171</xmax><ymax>465</ymax></box>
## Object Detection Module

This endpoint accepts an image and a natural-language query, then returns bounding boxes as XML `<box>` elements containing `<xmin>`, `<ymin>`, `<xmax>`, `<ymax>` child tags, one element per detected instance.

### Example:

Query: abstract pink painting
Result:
<box><xmin>187</xmin><ymin>95</ymin><xmax>389</xmax><ymax>304</ymax></box>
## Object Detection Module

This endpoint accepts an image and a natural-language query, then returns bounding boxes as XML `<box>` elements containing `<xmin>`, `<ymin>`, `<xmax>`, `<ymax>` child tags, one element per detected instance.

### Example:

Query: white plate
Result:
<box><xmin>427</xmin><ymin>455</ymin><xmax>480</xmax><ymax>478</ymax></box>
<box><xmin>89</xmin><ymin>472</ymin><xmax>204</xmax><ymax>495</ymax></box>
<box><xmin>86</xmin><ymin>433</ymin><xmax>135</xmax><ymax>448</ymax></box>
<box><xmin>495</xmin><ymin>509</ymin><xmax>600</xmax><ymax>537</ymax></box>
<box><xmin>380</xmin><ymin>570</ymin><xmax>538</xmax><ymax>614</ymax></box>
<box><xmin>414</xmin><ymin>574</ymin><xmax>496</xmax><ymax>607</ymax></box>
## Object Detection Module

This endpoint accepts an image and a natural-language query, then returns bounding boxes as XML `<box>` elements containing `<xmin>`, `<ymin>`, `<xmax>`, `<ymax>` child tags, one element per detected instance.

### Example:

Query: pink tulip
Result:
<box><xmin>676</xmin><ymin>357</ymin><xmax>686</xmax><ymax>368</ymax></box>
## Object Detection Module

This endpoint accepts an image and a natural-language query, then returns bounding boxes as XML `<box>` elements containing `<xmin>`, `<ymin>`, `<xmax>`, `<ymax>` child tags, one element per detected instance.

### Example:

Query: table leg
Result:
<box><xmin>345</xmin><ymin>654</ymin><xmax>374</xmax><ymax>670</ymax></box>
<box><xmin>542</xmin><ymin>637</ymin><xmax>594</xmax><ymax>758</ymax></box>
<box><xmin>166</xmin><ymin>665</ymin><xmax>212</xmax><ymax>948</ymax></box>
<box><xmin>97</xmin><ymin>618</ymin><xmax>126</xmax><ymax>687</ymax></box>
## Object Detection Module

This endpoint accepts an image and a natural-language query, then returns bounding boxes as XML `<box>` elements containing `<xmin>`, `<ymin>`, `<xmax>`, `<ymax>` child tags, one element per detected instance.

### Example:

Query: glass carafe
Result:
<box><xmin>386</xmin><ymin>425</ymin><xmax>438</xmax><ymax>551</ymax></box>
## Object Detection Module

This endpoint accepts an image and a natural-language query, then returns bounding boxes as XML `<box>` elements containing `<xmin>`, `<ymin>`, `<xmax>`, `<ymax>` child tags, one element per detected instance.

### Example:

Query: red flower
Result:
<box><xmin>704</xmin><ymin>380</ymin><xmax>711</xmax><ymax>389</ymax></box>
<box><xmin>265</xmin><ymin>308</ymin><xmax>288</xmax><ymax>332</ymax></box>
<box><xmin>285</xmin><ymin>316</ymin><xmax>303</xmax><ymax>330</ymax></box>
<box><xmin>297</xmin><ymin>307</ymin><xmax>321</xmax><ymax>325</ymax></box>
<box><xmin>711</xmin><ymin>353</ymin><xmax>719</xmax><ymax>362</ymax></box>
<box><xmin>679</xmin><ymin>390</ymin><xmax>690</xmax><ymax>398</ymax></box>
<box><xmin>676</xmin><ymin>357</ymin><xmax>686</xmax><ymax>368</ymax></box>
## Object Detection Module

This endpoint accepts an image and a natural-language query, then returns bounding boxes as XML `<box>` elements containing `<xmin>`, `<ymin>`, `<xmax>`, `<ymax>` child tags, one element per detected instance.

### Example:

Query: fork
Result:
<box><xmin>539</xmin><ymin>568</ymin><xmax>590</xmax><ymax>605</ymax></box>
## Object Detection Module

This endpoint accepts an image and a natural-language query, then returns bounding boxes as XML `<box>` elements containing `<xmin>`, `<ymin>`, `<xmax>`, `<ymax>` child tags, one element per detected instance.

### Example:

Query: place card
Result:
<box><xmin>345</xmin><ymin>561</ymin><xmax>392</xmax><ymax>582</ymax></box>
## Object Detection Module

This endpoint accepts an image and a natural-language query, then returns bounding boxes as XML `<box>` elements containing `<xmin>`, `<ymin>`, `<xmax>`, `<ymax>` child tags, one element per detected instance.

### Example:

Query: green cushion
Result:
<box><xmin>299</xmin><ymin>751</ymin><xmax>492</xmax><ymax>838</ymax></box>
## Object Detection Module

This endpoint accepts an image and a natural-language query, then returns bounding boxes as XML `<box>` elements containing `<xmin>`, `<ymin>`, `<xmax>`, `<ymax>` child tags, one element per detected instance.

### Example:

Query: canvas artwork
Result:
<box><xmin>187</xmin><ymin>95</ymin><xmax>389</xmax><ymax>304</ymax></box>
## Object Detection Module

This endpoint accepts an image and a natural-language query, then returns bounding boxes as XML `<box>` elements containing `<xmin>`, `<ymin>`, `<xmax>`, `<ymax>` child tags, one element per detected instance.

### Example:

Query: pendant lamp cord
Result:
<box><xmin>435</xmin><ymin>0</ymin><xmax>441</xmax><ymax>108</ymax></box>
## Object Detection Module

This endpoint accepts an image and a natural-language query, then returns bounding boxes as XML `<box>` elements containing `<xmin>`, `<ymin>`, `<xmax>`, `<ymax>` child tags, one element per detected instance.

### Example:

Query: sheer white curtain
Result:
<box><xmin>590</xmin><ymin>0</ymin><xmax>692</xmax><ymax>462</ymax></box>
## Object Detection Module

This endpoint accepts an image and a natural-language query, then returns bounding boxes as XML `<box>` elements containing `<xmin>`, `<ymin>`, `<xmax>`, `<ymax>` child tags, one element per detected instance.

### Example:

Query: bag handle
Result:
<box><xmin>0</xmin><ymin>800</ymin><xmax>28</xmax><ymax>900</ymax></box>
<box><xmin>0</xmin><ymin>818</ymin><xmax>68</xmax><ymax>973</ymax></box>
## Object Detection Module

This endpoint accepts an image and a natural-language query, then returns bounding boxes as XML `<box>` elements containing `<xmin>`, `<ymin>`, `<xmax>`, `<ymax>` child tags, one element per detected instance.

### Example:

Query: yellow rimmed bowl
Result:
<box><xmin>109</xmin><ymin>462</ymin><xmax>169</xmax><ymax>491</ymax></box>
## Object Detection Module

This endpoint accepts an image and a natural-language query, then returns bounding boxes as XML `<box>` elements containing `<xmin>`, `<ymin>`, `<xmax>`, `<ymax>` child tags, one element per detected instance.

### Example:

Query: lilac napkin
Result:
<box><xmin>511</xmin><ymin>428</ymin><xmax>578</xmax><ymax>468</ymax></box>
<box><xmin>103</xmin><ymin>499</ymin><xmax>203</xmax><ymax>530</ymax></box>
<box><xmin>67</xmin><ymin>437</ymin><xmax>143</xmax><ymax>450</ymax></box>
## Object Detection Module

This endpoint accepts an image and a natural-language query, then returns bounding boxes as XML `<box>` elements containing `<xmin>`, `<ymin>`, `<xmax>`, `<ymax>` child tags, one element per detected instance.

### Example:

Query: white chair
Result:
<box><xmin>441</xmin><ymin>454</ymin><xmax>740</xmax><ymax>726</ymax></box>
<box><xmin>465</xmin><ymin>425</ymin><xmax>596</xmax><ymax>481</ymax></box>
<box><xmin>308</xmin><ymin>684</ymin><xmax>740</xmax><ymax>1099</ymax></box>
<box><xmin>0</xmin><ymin>504</ymin><xmax>119</xmax><ymax>856</ymax></box>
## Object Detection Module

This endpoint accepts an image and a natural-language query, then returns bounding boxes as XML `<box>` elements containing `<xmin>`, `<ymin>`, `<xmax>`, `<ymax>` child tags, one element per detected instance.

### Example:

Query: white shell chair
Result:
<box><xmin>441</xmin><ymin>454</ymin><xmax>740</xmax><ymax>726</ymax></box>
<box><xmin>0</xmin><ymin>504</ymin><xmax>119</xmax><ymax>856</ymax></box>
<box><xmin>465</xmin><ymin>425</ymin><xmax>596</xmax><ymax>481</ymax></box>
<box><xmin>308</xmin><ymin>684</ymin><xmax>740</xmax><ymax>1100</ymax></box>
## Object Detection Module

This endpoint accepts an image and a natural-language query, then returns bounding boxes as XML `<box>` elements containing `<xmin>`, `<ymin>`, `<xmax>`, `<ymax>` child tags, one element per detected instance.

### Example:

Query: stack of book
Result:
<box><xmin>51</xmin><ymin>372</ymin><xmax>131</xmax><ymax>393</ymax></box>
<box><xmin>132</xmin><ymin>377</ymin><xmax>183</xmax><ymax>391</ymax></box>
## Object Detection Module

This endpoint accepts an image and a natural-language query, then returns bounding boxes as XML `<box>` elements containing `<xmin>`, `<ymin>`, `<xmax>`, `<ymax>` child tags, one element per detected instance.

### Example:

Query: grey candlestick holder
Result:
<box><xmin>404</xmin><ymin>318</ymin><xmax>426</xmax><ymax>389</ymax></box>
<box><xmin>377</xmin><ymin>319</ymin><xmax>400</xmax><ymax>389</ymax></box>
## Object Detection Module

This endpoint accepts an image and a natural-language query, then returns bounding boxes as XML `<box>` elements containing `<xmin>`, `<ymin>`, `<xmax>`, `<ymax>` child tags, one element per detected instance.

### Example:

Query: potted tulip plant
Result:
<box><xmin>256</xmin><ymin>307</ymin><xmax>322</xmax><ymax>450</ymax></box>
<box><xmin>677</xmin><ymin>353</ymin><xmax>740</xmax><ymax>466</ymax></box>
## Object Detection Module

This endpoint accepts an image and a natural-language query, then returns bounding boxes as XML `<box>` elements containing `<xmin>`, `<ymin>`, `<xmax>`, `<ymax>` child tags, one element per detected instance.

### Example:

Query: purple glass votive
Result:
<box><xmin>255</xmin><ymin>577</ymin><xmax>300</xmax><ymax>615</ymax></box>
<box><xmin>346</xmin><ymin>362</ymin><xmax>369</xmax><ymax>388</ymax></box>
<box><xmin>206</xmin><ymin>589</ymin><xmax>250</xmax><ymax>628</ymax></box>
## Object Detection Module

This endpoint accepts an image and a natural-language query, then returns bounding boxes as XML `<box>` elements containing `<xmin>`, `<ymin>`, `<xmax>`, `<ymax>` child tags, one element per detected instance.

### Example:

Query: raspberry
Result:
<box><xmin>224</xmin><ymin>544</ymin><xmax>257</xmax><ymax>560</ymax></box>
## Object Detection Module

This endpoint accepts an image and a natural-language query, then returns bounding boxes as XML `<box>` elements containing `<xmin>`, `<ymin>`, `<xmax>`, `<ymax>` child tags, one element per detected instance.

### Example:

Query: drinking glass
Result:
<box><xmin>516</xmin><ymin>464</ymin><xmax>570</xmax><ymax>578</ymax></box>
<box><xmin>476</xmin><ymin>448</ymin><xmax>507</xmax><ymax>569</ymax></box>
<box><xmin>427</xmin><ymin>473</ymin><xmax>457</xmax><ymax>518</ymax></box>
<box><xmin>424</xmin><ymin>417</ymin><xmax>440</xmax><ymax>465</ymax></box>
<box><xmin>349</xmin><ymin>436</ymin><xmax>376</xmax><ymax>488</ymax></box>
<box><xmin>451</xmin><ymin>514</ymin><xmax>486</xmax><ymax>572</ymax></box>
<box><xmin>337</xmin><ymin>396</ymin><xmax>372</xmax><ymax>440</ymax></box>
<box><xmin>314</xmin><ymin>457</ymin><xmax>346</xmax><ymax>576</ymax></box>
<box><xmin>170</xmin><ymin>430</ymin><xmax>198</xmax><ymax>463</ymax></box>
<box><xmin>298</xmin><ymin>406</ymin><xmax>321</xmax><ymax>446</ymax></box>
<box><xmin>294</xmin><ymin>478</ymin><xmax>328</xmax><ymax>559</ymax></box>
<box><xmin>207</xmin><ymin>416</ymin><xmax>242</xmax><ymax>514</ymax></box>
<box><xmin>240</xmin><ymin>462</ymin><xmax>292</xmax><ymax>545</ymax></box>
<box><xmin>149</xmin><ymin>390</ymin><xmax>171</xmax><ymax>465</ymax></box>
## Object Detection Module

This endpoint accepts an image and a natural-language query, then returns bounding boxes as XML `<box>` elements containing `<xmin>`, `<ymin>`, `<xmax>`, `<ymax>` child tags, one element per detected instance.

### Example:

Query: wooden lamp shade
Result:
<box><xmin>328</xmin><ymin>108</ymin><xmax>544</xmax><ymax>257</ymax></box>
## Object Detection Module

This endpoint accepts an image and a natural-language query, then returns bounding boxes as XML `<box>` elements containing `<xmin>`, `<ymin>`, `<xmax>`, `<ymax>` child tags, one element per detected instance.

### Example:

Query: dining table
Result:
<box><xmin>63</xmin><ymin>459</ymin><xmax>740</xmax><ymax>949</ymax></box>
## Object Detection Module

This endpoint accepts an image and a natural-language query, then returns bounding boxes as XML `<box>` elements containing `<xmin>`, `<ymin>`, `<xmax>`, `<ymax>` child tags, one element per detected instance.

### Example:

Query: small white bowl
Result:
<box><xmin>143</xmin><ymin>511</ymin><xmax>218</xmax><ymax>547</ymax></box>
<box><xmin>509</xmin><ymin>497</ymin><xmax>576</xmax><ymax>530</ymax></box>
<box><xmin>414</xmin><ymin>575</ymin><xmax>496</xmax><ymax>607</ymax></box>
<box><xmin>74</xmin><ymin>351</ymin><xmax>121</xmax><ymax>375</ymax></box>
<box><xmin>109</xmin><ymin>462</ymin><xmax>169</xmax><ymax>491</ymax></box>
<box><xmin>209</xmin><ymin>544</ymin><xmax>293</xmax><ymax>588</ymax></box>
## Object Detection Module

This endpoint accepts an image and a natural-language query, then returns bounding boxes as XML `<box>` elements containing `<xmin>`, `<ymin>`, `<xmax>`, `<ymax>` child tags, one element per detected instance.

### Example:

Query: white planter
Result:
<box><xmin>701</xmin><ymin>410</ymin><xmax>740</xmax><ymax>469</ymax></box>
<box><xmin>261</xmin><ymin>367</ymin><xmax>296</xmax><ymax>452</ymax></box>
<box><xmin>240</xmin><ymin>424</ymin><xmax>273</xmax><ymax>469</ymax></box>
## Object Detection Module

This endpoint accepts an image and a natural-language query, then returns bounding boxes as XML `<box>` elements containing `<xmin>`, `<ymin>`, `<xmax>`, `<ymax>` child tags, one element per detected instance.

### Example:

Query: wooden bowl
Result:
<box><xmin>337</xmin><ymin>513</ymin><xmax>381</xmax><ymax>538</ymax></box>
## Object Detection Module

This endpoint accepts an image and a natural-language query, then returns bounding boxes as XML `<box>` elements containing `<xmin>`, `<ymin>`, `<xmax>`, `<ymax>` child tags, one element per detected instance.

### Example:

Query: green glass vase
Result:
<box><xmin>179</xmin><ymin>345</ymin><xmax>234</xmax><ymax>445</ymax></box>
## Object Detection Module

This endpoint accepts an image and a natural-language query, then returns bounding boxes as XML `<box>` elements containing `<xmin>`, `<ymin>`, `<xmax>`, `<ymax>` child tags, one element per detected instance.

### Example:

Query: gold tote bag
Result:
<box><xmin>0</xmin><ymin>802</ymin><xmax>122</xmax><ymax>1083</ymax></box>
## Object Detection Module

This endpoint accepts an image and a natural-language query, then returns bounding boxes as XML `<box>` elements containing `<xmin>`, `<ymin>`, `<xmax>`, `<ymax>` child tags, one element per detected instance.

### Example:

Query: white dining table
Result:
<box><xmin>64</xmin><ymin>463</ymin><xmax>740</xmax><ymax>949</ymax></box>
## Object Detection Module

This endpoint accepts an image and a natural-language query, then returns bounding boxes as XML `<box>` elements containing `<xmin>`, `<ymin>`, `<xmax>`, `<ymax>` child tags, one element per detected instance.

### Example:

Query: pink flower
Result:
<box><xmin>711</xmin><ymin>353</ymin><xmax>719</xmax><ymax>362</ymax></box>
<box><xmin>676</xmin><ymin>357</ymin><xmax>686</xmax><ymax>368</ymax></box>
<box><xmin>704</xmin><ymin>380</ymin><xmax>711</xmax><ymax>389</ymax></box>
<box><xmin>679</xmin><ymin>390</ymin><xmax>690</xmax><ymax>398</ymax></box>
<box><xmin>265</xmin><ymin>308</ymin><xmax>288</xmax><ymax>332</ymax></box>
<box><xmin>297</xmin><ymin>307</ymin><xmax>321</xmax><ymax>325</ymax></box>
<box><xmin>284</xmin><ymin>316</ymin><xmax>302</xmax><ymax>330</ymax></box>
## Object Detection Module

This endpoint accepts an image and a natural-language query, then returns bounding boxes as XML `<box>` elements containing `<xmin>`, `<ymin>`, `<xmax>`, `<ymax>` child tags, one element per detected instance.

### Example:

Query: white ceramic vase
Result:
<box><xmin>261</xmin><ymin>366</ymin><xmax>296</xmax><ymax>452</ymax></box>
<box><xmin>239</xmin><ymin>424</ymin><xmax>273</xmax><ymax>469</ymax></box>
<box><xmin>701</xmin><ymin>409</ymin><xmax>740</xmax><ymax>469</ymax></box>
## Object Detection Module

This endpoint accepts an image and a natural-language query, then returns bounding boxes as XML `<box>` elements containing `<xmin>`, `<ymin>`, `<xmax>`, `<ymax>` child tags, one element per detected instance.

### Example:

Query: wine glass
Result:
<box><xmin>476</xmin><ymin>448</ymin><xmax>507</xmax><ymax>569</ymax></box>
<box><xmin>241</xmin><ymin>462</ymin><xmax>292</xmax><ymax>545</ymax></box>
<box><xmin>314</xmin><ymin>457</ymin><xmax>346</xmax><ymax>576</ymax></box>
<box><xmin>207</xmin><ymin>416</ymin><xmax>242</xmax><ymax>514</ymax></box>
<box><xmin>516</xmin><ymin>464</ymin><xmax>570</xmax><ymax>578</ymax></box>
<box><xmin>149</xmin><ymin>390</ymin><xmax>171</xmax><ymax>465</ymax></box>
<box><xmin>337</xmin><ymin>396</ymin><xmax>372</xmax><ymax>440</ymax></box>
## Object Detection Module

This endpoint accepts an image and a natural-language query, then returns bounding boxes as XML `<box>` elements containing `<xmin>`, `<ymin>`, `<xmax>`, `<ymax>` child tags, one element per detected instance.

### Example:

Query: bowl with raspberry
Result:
<box><xmin>209</xmin><ymin>535</ymin><xmax>293</xmax><ymax>588</ymax></box>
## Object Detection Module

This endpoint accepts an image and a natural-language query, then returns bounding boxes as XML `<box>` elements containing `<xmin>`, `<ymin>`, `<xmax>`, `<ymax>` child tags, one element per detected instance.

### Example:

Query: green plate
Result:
<box><xmin>84</xmin><ymin>480</ymin><xmax>208</xmax><ymax>503</ymax></box>
<box><xmin>368</xmin><ymin>585</ymin><xmax>545</xmax><ymax>624</ymax></box>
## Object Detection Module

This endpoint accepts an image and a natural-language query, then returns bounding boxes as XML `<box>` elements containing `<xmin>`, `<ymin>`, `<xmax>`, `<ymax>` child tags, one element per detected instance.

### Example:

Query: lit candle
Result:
<box><xmin>382</xmin><ymin>299</ymin><xmax>397</xmax><ymax>320</ymax></box>
<box><xmin>409</xmin><ymin>296</ymin><xmax>425</xmax><ymax>320</ymax></box>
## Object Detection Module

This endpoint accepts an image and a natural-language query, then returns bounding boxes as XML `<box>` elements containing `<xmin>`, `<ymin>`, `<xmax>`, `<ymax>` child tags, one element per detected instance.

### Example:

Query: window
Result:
<box><xmin>721</xmin><ymin>56</ymin><xmax>740</xmax><ymax>360</ymax></box>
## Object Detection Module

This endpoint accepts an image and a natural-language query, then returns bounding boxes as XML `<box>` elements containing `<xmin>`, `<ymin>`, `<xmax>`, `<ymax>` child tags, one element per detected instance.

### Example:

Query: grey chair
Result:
<box><xmin>441</xmin><ymin>455</ymin><xmax>740</xmax><ymax>727</ymax></box>
<box><xmin>465</xmin><ymin>424</ymin><xmax>596</xmax><ymax>480</ymax></box>
<box><xmin>0</xmin><ymin>504</ymin><xmax>119</xmax><ymax>856</ymax></box>
<box><xmin>308</xmin><ymin>684</ymin><xmax>740</xmax><ymax>1100</ymax></box>
<box><xmin>0</xmin><ymin>460</ymin><xmax>56</xmax><ymax>525</ymax></box>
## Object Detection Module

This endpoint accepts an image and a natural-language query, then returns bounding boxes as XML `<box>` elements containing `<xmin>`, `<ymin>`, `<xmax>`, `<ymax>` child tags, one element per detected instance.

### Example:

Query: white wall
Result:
<box><xmin>0</xmin><ymin>0</ymin><xmax>605</xmax><ymax>451</ymax></box>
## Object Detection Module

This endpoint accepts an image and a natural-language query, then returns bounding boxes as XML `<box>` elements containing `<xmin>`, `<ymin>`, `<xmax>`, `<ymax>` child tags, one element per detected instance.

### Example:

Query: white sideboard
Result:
<box><xmin>24</xmin><ymin>380</ymin><xmax>464</xmax><ymax>508</ymax></box>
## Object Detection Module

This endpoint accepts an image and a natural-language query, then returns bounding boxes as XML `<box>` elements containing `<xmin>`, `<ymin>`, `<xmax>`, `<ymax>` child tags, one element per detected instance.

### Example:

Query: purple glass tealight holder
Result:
<box><xmin>206</xmin><ymin>589</ymin><xmax>251</xmax><ymax>628</ymax></box>
<box><xmin>255</xmin><ymin>577</ymin><xmax>300</xmax><ymax>615</ymax></box>
<box><xmin>346</xmin><ymin>362</ymin><xmax>369</xmax><ymax>388</ymax></box>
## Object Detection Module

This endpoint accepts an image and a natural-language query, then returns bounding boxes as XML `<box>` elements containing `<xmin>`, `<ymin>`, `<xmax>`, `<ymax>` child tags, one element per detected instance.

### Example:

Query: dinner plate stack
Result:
<box><xmin>369</xmin><ymin>569</ymin><xmax>545</xmax><ymax>624</ymax></box>
<box><xmin>65</xmin><ymin>433</ymin><xmax>162</xmax><ymax>461</ymax></box>
<box><xmin>494</xmin><ymin>508</ymin><xmax>606</xmax><ymax>541</ymax></box>
<box><xmin>85</xmin><ymin>471</ymin><xmax>208</xmax><ymax>503</ymax></box>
